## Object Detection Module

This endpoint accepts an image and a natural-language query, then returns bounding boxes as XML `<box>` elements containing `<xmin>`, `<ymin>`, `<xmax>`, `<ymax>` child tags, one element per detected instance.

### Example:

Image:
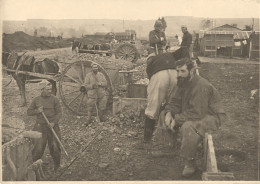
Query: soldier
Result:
<box><xmin>27</xmin><ymin>80</ymin><xmax>62</xmax><ymax>173</ymax></box>
<box><xmin>148</xmin><ymin>20</ymin><xmax>167</xmax><ymax>55</ymax></box>
<box><xmin>84</xmin><ymin>64</ymin><xmax>108</xmax><ymax>125</ymax></box>
<box><xmin>175</xmin><ymin>25</ymin><xmax>193</xmax><ymax>58</ymax></box>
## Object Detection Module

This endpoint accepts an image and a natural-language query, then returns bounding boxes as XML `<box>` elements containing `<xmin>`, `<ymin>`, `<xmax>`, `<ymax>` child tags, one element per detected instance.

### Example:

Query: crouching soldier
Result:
<box><xmin>84</xmin><ymin>63</ymin><xmax>108</xmax><ymax>125</ymax></box>
<box><xmin>27</xmin><ymin>80</ymin><xmax>62</xmax><ymax>173</ymax></box>
<box><xmin>162</xmin><ymin>58</ymin><xmax>226</xmax><ymax>177</ymax></box>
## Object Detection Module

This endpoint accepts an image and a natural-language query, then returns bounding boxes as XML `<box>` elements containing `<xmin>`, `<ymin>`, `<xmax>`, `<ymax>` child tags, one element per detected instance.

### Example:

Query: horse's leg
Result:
<box><xmin>20</xmin><ymin>79</ymin><xmax>27</xmax><ymax>106</ymax></box>
<box><xmin>14</xmin><ymin>75</ymin><xmax>26</xmax><ymax>107</ymax></box>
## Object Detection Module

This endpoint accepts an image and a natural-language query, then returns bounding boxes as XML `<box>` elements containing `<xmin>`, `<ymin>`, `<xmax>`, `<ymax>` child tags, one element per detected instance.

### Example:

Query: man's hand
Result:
<box><xmin>165</xmin><ymin>112</ymin><xmax>173</xmax><ymax>127</ymax></box>
<box><xmin>160</xmin><ymin>37</ymin><xmax>164</xmax><ymax>41</ymax></box>
<box><xmin>38</xmin><ymin>106</ymin><xmax>43</xmax><ymax>113</ymax></box>
<box><xmin>92</xmin><ymin>84</ymin><xmax>98</xmax><ymax>89</ymax></box>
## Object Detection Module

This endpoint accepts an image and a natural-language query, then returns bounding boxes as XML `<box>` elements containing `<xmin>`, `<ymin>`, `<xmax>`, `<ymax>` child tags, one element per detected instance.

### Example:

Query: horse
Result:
<box><xmin>72</xmin><ymin>40</ymin><xmax>82</xmax><ymax>54</ymax></box>
<box><xmin>2</xmin><ymin>52</ymin><xmax>59</xmax><ymax>107</ymax></box>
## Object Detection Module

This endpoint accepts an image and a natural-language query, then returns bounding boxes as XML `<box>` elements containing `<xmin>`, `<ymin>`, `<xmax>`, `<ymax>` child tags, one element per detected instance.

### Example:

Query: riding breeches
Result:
<box><xmin>145</xmin><ymin>69</ymin><xmax>177</xmax><ymax>120</ymax></box>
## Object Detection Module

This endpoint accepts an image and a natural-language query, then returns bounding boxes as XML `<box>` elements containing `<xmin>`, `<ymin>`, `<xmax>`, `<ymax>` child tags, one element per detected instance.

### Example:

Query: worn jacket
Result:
<box><xmin>165</xmin><ymin>75</ymin><xmax>225</xmax><ymax>125</ymax></box>
<box><xmin>85</xmin><ymin>71</ymin><xmax>107</xmax><ymax>98</ymax></box>
<box><xmin>181</xmin><ymin>31</ymin><xmax>192</xmax><ymax>48</ymax></box>
<box><xmin>146</xmin><ymin>52</ymin><xmax>177</xmax><ymax>79</ymax></box>
<box><xmin>149</xmin><ymin>30</ymin><xmax>167</xmax><ymax>50</ymax></box>
<box><xmin>27</xmin><ymin>94</ymin><xmax>62</xmax><ymax>124</ymax></box>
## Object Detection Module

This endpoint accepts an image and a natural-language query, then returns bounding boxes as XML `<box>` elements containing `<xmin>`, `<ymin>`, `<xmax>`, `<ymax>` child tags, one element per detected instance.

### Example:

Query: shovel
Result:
<box><xmin>41</xmin><ymin>112</ymin><xmax>69</xmax><ymax>158</ymax></box>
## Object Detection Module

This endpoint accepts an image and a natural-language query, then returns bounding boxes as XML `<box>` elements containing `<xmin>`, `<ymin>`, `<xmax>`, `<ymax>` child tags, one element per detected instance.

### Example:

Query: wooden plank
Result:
<box><xmin>202</xmin><ymin>172</ymin><xmax>235</xmax><ymax>180</ymax></box>
<box><xmin>4</xmin><ymin>68</ymin><xmax>57</xmax><ymax>81</ymax></box>
<box><xmin>207</xmin><ymin>134</ymin><xmax>218</xmax><ymax>173</ymax></box>
<box><xmin>203</xmin><ymin>133</ymin><xmax>208</xmax><ymax>171</ymax></box>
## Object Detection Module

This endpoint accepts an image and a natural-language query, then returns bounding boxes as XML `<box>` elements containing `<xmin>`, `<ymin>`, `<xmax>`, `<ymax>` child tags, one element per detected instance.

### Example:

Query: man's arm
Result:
<box><xmin>209</xmin><ymin>85</ymin><xmax>226</xmax><ymax>127</ymax></box>
<box><xmin>174</xmin><ymin>86</ymin><xmax>209</xmax><ymax>125</ymax></box>
<box><xmin>149</xmin><ymin>31</ymin><xmax>161</xmax><ymax>45</ymax></box>
<box><xmin>98</xmin><ymin>73</ymin><xmax>107</xmax><ymax>87</ymax></box>
<box><xmin>161</xmin><ymin>32</ymin><xmax>167</xmax><ymax>46</ymax></box>
<box><xmin>27</xmin><ymin>98</ymin><xmax>41</xmax><ymax>116</ymax></box>
<box><xmin>84</xmin><ymin>74</ymin><xmax>96</xmax><ymax>90</ymax></box>
<box><xmin>53</xmin><ymin>97</ymin><xmax>62</xmax><ymax>124</ymax></box>
<box><xmin>186</xmin><ymin>33</ymin><xmax>192</xmax><ymax>48</ymax></box>
<box><xmin>165</xmin><ymin>88</ymin><xmax>182</xmax><ymax>116</ymax></box>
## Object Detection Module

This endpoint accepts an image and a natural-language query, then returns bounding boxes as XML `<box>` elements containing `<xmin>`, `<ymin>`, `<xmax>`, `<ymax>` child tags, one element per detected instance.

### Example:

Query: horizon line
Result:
<box><xmin>3</xmin><ymin>16</ymin><xmax>259</xmax><ymax>21</ymax></box>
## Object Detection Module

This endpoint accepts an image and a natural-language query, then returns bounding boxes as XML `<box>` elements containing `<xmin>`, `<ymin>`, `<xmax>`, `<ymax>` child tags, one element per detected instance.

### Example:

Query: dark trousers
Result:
<box><xmin>32</xmin><ymin>123</ymin><xmax>61</xmax><ymax>168</ymax></box>
<box><xmin>158</xmin><ymin>111</ymin><xmax>218</xmax><ymax>160</ymax></box>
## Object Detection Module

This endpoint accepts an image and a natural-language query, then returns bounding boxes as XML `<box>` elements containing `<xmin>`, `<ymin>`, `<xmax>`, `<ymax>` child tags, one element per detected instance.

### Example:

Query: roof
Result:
<box><xmin>199</xmin><ymin>30</ymin><xmax>260</xmax><ymax>40</ymax></box>
<box><xmin>210</xmin><ymin>24</ymin><xmax>242</xmax><ymax>31</ymax></box>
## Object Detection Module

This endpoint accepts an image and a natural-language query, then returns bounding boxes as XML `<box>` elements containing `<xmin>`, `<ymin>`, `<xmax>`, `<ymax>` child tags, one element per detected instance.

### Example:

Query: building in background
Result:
<box><xmin>199</xmin><ymin>24</ymin><xmax>259</xmax><ymax>60</ymax></box>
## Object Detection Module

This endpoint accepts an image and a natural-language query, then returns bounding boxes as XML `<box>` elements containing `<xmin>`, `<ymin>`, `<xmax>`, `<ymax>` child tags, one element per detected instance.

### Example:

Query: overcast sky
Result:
<box><xmin>1</xmin><ymin>0</ymin><xmax>260</xmax><ymax>20</ymax></box>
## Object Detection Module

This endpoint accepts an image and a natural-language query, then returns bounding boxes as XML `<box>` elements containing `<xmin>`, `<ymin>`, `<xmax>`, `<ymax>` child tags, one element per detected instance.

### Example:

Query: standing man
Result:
<box><xmin>136</xmin><ymin>52</ymin><xmax>179</xmax><ymax>149</ymax></box>
<box><xmin>175</xmin><ymin>25</ymin><xmax>193</xmax><ymax>58</ymax></box>
<box><xmin>27</xmin><ymin>80</ymin><xmax>62</xmax><ymax>173</ymax></box>
<box><xmin>163</xmin><ymin>58</ymin><xmax>226</xmax><ymax>177</ymax></box>
<box><xmin>84</xmin><ymin>63</ymin><xmax>108</xmax><ymax>125</ymax></box>
<box><xmin>149</xmin><ymin>20</ymin><xmax>167</xmax><ymax>55</ymax></box>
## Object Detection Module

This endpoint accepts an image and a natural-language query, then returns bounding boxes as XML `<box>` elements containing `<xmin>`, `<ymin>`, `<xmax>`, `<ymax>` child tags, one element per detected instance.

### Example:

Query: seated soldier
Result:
<box><xmin>163</xmin><ymin>58</ymin><xmax>226</xmax><ymax>177</ymax></box>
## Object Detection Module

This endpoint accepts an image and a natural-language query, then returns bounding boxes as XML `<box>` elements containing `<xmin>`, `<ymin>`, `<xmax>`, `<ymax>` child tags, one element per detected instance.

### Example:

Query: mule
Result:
<box><xmin>2</xmin><ymin>52</ymin><xmax>59</xmax><ymax>107</ymax></box>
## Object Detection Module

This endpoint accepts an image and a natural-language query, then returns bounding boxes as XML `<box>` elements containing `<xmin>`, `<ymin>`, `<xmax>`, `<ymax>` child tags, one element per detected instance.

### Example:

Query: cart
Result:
<box><xmin>4</xmin><ymin>59</ymin><xmax>113</xmax><ymax>116</ymax></box>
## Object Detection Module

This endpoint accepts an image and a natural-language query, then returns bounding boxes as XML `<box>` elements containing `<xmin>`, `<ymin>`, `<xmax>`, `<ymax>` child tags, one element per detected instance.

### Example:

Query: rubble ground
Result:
<box><xmin>2</xmin><ymin>49</ymin><xmax>259</xmax><ymax>181</ymax></box>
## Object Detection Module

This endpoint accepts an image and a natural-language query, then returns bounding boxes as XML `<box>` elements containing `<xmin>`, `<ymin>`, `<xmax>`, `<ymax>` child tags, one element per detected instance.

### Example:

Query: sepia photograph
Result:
<box><xmin>1</xmin><ymin>0</ymin><xmax>259</xmax><ymax>182</ymax></box>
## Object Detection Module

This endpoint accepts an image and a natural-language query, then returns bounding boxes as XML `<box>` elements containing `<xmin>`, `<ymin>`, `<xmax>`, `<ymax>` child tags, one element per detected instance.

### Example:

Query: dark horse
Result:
<box><xmin>2</xmin><ymin>52</ymin><xmax>59</xmax><ymax>106</ymax></box>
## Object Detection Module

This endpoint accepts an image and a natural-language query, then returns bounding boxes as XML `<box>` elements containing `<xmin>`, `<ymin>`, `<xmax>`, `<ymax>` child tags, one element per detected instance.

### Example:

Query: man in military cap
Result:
<box><xmin>27</xmin><ymin>80</ymin><xmax>62</xmax><ymax>173</ymax></box>
<box><xmin>175</xmin><ymin>25</ymin><xmax>193</xmax><ymax>58</ymax></box>
<box><xmin>148</xmin><ymin>20</ymin><xmax>167</xmax><ymax>55</ymax></box>
<box><xmin>84</xmin><ymin>63</ymin><xmax>108</xmax><ymax>125</ymax></box>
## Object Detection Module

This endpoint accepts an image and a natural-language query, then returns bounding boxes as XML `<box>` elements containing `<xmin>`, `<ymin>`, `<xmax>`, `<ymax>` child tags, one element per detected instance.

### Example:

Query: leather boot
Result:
<box><xmin>182</xmin><ymin>159</ymin><xmax>197</xmax><ymax>177</ymax></box>
<box><xmin>144</xmin><ymin>117</ymin><xmax>156</xmax><ymax>142</ymax></box>
<box><xmin>135</xmin><ymin>117</ymin><xmax>156</xmax><ymax>150</ymax></box>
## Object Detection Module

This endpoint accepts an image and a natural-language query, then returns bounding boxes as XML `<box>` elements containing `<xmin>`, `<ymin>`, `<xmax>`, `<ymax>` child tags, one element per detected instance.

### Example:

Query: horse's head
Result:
<box><xmin>2</xmin><ymin>52</ymin><xmax>11</xmax><ymax>66</ymax></box>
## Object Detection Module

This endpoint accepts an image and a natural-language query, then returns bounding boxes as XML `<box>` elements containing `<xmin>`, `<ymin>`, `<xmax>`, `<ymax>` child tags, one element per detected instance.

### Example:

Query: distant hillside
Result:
<box><xmin>3</xmin><ymin>17</ymin><xmax>259</xmax><ymax>40</ymax></box>
<box><xmin>2</xmin><ymin>31</ymin><xmax>72</xmax><ymax>52</ymax></box>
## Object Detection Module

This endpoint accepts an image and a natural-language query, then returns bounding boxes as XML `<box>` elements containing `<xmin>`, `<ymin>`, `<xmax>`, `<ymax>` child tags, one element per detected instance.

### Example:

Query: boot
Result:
<box><xmin>144</xmin><ymin>117</ymin><xmax>156</xmax><ymax>142</ymax></box>
<box><xmin>135</xmin><ymin>117</ymin><xmax>156</xmax><ymax>150</ymax></box>
<box><xmin>182</xmin><ymin>159</ymin><xmax>197</xmax><ymax>177</ymax></box>
<box><xmin>85</xmin><ymin>111</ymin><xmax>92</xmax><ymax>126</ymax></box>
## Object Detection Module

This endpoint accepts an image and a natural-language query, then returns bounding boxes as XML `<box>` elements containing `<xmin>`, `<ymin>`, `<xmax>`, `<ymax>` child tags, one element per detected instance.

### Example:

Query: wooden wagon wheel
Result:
<box><xmin>115</xmin><ymin>43</ymin><xmax>138</xmax><ymax>63</ymax></box>
<box><xmin>59</xmin><ymin>60</ymin><xmax>113</xmax><ymax>116</ymax></box>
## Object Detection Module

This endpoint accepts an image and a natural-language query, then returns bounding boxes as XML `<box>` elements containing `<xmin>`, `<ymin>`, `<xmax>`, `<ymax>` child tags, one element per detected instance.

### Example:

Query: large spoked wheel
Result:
<box><xmin>115</xmin><ymin>43</ymin><xmax>138</xmax><ymax>63</ymax></box>
<box><xmin>59</xmin><ymin>60</ymin><xmax>113</xmax><ymax>116</ymax></box>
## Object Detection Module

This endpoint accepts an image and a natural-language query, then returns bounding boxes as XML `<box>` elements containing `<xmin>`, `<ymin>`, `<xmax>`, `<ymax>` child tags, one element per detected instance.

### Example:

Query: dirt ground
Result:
<box><xmin>2</xmin><ymin>52</ymin><xmax>259</xmax><ymax>181</ymax></box>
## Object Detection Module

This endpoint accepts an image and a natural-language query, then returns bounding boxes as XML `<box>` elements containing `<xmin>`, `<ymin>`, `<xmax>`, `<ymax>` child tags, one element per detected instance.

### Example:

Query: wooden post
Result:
<box><xmin>231</xmin><ymin>46</ymin><xmax>233</xmax><ymax>58</ymax></box>
<box><xmin>202</xmin><ymin>133</ymin><xmax>235</xmax><ymax>181</ymax></box>
<box><xmin>249</xmin><ymin>39</ymin><xmax>252</xmax><ymax>60</ymax></box>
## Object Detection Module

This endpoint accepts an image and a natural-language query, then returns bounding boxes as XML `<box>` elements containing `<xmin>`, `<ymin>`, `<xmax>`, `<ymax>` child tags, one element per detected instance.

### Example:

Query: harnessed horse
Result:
<box><xmin>2</xmin><ymin>52</ymin><xmax>59</xmax><ymax>106</ymax></box>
